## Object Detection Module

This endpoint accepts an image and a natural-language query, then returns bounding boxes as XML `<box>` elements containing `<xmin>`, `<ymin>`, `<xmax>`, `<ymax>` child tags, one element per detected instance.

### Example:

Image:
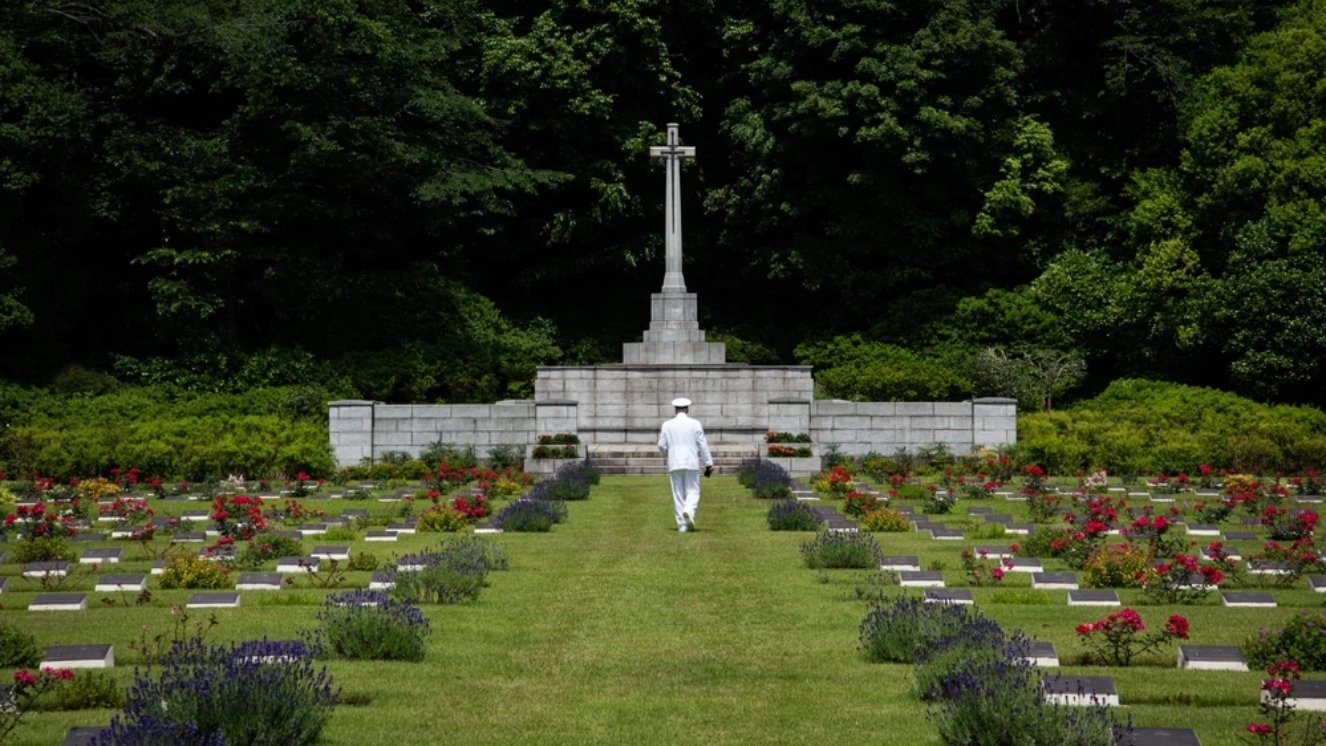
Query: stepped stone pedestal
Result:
<box><xmin>621</xmin><ymin>293</ymin><xmax>726</xmax><ymax>364</ymax></box>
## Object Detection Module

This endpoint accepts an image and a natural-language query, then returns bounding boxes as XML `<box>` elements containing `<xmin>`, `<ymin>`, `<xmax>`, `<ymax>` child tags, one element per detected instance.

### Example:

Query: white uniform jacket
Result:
<box><xmin>657</xmin><ymin>413</ymin><xmax>714</xmax><ymax>472</ymax></box>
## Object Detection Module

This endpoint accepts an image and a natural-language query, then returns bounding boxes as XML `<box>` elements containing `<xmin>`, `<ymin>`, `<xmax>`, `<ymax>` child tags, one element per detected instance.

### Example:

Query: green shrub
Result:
<box><xmin>237</xmin><ymin>535</ymin><xmax>306</xmax><ymax>569</ymax></box>
<box><xmin>419</xmin><ymin>442</ymin><xmax>478</xmax><ymax>468</ymax></box>
<box><xmin>1080</xmin><ymin>543</ymin><xmax>1151</xmax><ymax>589</ymax></box>
<box><xmin>800</xmin><ymin>531</ymin><xmax>883</xmax><ymax>569</ymax></box>
<box><xmin>158</xmin><ymin>555</ymin><xmax>234</xmax><ymax>590</ymax></box>
<box><xmin>0</xmin><ymin>622</ymin><xmax>41</xmax><ymax>668</ymax></box>
<box><xmin>390</xmin><ymin>536</ymin><xmax>504</xmax><ymax>605</ymax></box>
<box><xmin>12</xmin><ymin>536</ymin><xmax>75</xmax><ymax>563</ymax></box>
<box><xmin>1245</xmin><ymin>610</ymin><xmax>1326</xmax><ymax>671</ymax></box>
<box><xmin>796</xmin><ymin>337</ymin><xmax>973</xmax><ymax>401</ymax></box>
<box><xmin>51</xmin><ymin>670</ymin><xmax>125</xmax><ymax>710</ymax></box>
<box><xmin>0</xmin><ymin>384</ymin><xmax>334</xmax><ymax>480</ymax></box>
<box><xmin>322</xmin><ymin>527</ymin><xmax>358</xmax><ymax>542</ymax></box>
<box><xmin>416</xmin><ymin>505</ymin><xmax>469</xmax><ymax>533</ymax></box>
<box><xmin>1019</xmin><ymin>379</ymin><xmax>1326</xmax><ymax>474</ymax></box>
<box><xmin>347</xmin><ymin>552</ymin><xmax>378</xmax><ymax>571</ymax></box>
<box><xmin>860</xmin><ymin>507</ymin><xmax>911</xmax><ymax>532</ymax></box>
<box><xmin>766</xmin><ymin>500</ymin><xmax>822</xmax><ymax>531</ymax></box>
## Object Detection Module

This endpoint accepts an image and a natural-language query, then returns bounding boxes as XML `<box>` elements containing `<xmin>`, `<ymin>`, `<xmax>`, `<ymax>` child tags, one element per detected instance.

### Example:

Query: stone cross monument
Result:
<box><xmin>650</xmin><ymin>123</ymin><xmax>694</xmax><ymax>293</ymax></box>
<box><xmin>622</xmin><ymin>123</ymin><xmax>726</xmax><ymax>364</ymax></box>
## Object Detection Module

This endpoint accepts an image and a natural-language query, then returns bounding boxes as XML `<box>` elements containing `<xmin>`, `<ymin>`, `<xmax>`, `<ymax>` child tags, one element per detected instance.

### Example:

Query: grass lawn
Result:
<box><xmin>0</xmin><ymin>476</ymin><xmax>1306</xmax><ymax>745</ymax></box>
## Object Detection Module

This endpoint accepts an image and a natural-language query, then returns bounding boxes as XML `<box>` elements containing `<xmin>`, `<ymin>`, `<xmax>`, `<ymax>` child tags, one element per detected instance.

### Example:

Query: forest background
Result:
<box><xmin>3</xmin><ymin>0</ymin><xmax>1326</xmax><ymax>455</ymax></box>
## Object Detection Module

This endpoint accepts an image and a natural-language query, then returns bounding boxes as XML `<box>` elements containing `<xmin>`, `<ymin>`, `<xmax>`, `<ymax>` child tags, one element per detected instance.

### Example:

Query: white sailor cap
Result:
<box><xmin>671</xmin><ymin>398</ymin><xmax>692</xmax><ymax>408</ymax></box>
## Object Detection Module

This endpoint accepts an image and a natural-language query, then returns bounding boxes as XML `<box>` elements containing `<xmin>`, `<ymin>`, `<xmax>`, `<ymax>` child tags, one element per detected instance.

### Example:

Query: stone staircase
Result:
<box><xmin>587</xmin><ymin>443</ymin><xmax>760</xmax><ymax>476</ymax></box>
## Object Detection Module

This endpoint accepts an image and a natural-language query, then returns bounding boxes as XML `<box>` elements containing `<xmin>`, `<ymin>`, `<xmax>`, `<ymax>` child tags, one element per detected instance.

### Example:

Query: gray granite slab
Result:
<box><xmin>30</xmin><ymin>593</ymin><xmax>87</xmax><ymax>610</ymax></box>
<box><xmin>61</xmin><ymin>727</ymin><xmax>107</xmax><ymax>746</ymax></box>
<box><xmin>879</xmin><ymin>556</ymin><xmax>921</xmax><ymax>571</ymax></box>
<box><xmin>187</xmin><ymin>592</ymin><xmax>240</xmax><ymax>608</ymax></box>
<box><xmin>1068</xmin><ymin>590</ymin><xmax>1120</xmax><ymax>606</ymax></box>
<box><xmin>236</xmin><ymin>573</ymin><xmax>284</xmax><ymax>590</ymax></box>
<box><xmin>95</xmin><ymin>574</ymin><xmax>147</xmax><ymax>592</ymax></box>
<box><xmin>923</xmin><ymin>588</ymin><xmax>973</xmax><ymax>604</ymax></box>
<box><xmin>1042</xmin><ymin>675</ymin><xmax>1119</xmax><ymax>706</ymax></box>
<box><xmin>72</xmin><ymin>533</ymin><xmax>107</xmax><ymax>543</ymax></box>
<box><xmin>79</xmin><ymin>548</ymin><xmax>122</xmax><ymax>563</ymax></box>
<box><xmin>1177</xmin><ymin>645</ymin><xmax>1247</xmax><ymax>670</ymax></box>
<box><xmin>1113</xmin><ymin>727</ymin><xmax>1202</xmax><ymax>746</ymax></box>
<box><xmin>41</xmin><ymin>644</ymin><xmax>113</xmax><ymax>669</ymax></box>
<box><xmin>1223</xmin><ymin>531</ymin><xmax>1258</xmax><ymax>541</ymax></box>
<box><xmin>1222</xmin><ymin>591</ymin><xmax>1276</xmax><ymax>607</ymax></box>
<box><xmin>900</xmin><ymin>571</ymin><xmax>945</xmax><ymax>587</ymax></box>
<box><xmin>1032</xmin><ymin>572</ymin><xmax>1078</xmax><ymax>589</ymax></box>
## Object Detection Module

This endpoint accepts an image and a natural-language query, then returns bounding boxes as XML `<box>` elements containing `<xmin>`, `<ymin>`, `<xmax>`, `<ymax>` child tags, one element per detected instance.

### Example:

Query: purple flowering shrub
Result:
<box><xmin>737</xmin><ymin>459</ymin><xmax>793</xmax><ymax>499</ymax></box>
<box><xmin>1244</xmin><ymin>610</ymin><xmax>1326</xmax><ymax>671</ymax></box>
<box><xmin>91</xmin><ymin>638</ymin><xmax>336</xmax><ymax>746</ymax></box>
<box><xmin>800</xmin><ymin>530</ymin><xmax>882</xmax><ymax>569</ymax></box>
<box><xmin>315</xmin><ymin>590</ymin><xmax>430</xmax><ymax>661</ymax></box>
<box><xmin>767</xmin><ymin>499</ymin><xmax>823</xmax><ymax>531</ymax></box>
<box><xmin>494</xmin><ymin>498</ymin><xmax>563</xmax><ymax>532</ymax></box>
<box><xmin>390</xmin><ymin>536</ymin><xmax>507</xmax><ymax>604</ymax></box>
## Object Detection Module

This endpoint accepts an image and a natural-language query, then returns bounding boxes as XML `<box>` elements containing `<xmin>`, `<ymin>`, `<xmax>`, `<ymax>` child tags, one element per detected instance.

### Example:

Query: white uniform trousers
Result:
<box><xmin>669</xmin><ymin>469</ymin><xmax>701</xmax><ymax>531</ymax></box>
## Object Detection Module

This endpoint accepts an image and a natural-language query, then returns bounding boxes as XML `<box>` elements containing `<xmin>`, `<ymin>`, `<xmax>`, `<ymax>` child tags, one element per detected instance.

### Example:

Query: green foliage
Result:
<box><xmin>0</xmin><ymin>622</ymin><xmax>40</xmax><ymax>668</ymax></box>
<box><xmin>861</xmin><ymin>508</ymin><xmax>912</xmax><ymax>533</ymax></box>
<box><xmin>419</xmin><ymin>442</ymin><xmax>478</xmax><ymax>469</ymax></box>
<box><xmin>158</xmin><ymin>555</ymin><xmax>234</xmax><ymax>590</ymax></box>
<box><xmin>237</xmin><ymin>535</ymin><xmax>306</xmax><ymax>570</ymax></box>
<box><xmin>1019</xmin><ymin>379</ymin><xmax>1326</xmax><ymax>473</ymax></box>
<box><xmin>1080</xmin><ymin>543</ymin><xmax>1151</xmax><ymax>590</ymax></box>
<box><xmin>0</xmin><ymin>385</ymin><xmax>332</xmax><ymax>480</ymax></box>
<box><xmin>315</xmin><ymin>592</ymin><xmax>430</xmax><ymax>662</ymax></box>
<box><xmin>416</xmin><ymin>505</ymin><xmax>470</xmax><ymax>533</ymax></box>
<box><xmin>50</xmin><ymin>671</ymin><xmax>125</xmax><ymax>711</ymax></box>
<box><xmin>797</xmin><ymin>337</ymin><xmax>972</xmax><ymax>401</ymax></box>
<box><xmin>1245</xmin><ymin>609</ymin><xmax>1326</xmax><ymax>671</ymax></box>
<box><xmin>12</xmin><ymin>536</ymin><xmax>74</xmax><ymax>564</ymax></box>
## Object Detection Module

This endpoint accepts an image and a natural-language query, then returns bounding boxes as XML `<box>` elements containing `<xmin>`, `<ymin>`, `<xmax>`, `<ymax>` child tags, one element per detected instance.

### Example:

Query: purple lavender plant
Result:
<box><xmin>494</xmin><ymin>498</ymin><xmax>562</xmax><ymax>532</ymax></box>
<box><xmin>800</xmin><ymin>530</ymin><xmax>883</xmax><ymax>569</ymax></box>
<box><xmin>91</xmin><ymin>637</ymin><xmax>336</xmax><ymax>746</ymax></box>
<box><xmin>314</xmin><ymin>590</ymin><xmax>430</xmax><ymax>661</ymax></box>
<box><xmin>389</xmin><ymin>536</ymin><xmax>505</xmax><ymax>604</ymax></box>
<box><xmin>767</xmin><ymin>499</ymin><xmax>823</xmax><ymax>531</ymax></box>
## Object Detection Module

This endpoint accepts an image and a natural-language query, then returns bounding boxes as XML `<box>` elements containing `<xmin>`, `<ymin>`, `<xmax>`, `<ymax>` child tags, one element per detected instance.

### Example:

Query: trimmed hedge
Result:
<box><xmin>1019</xmin><ymin>379</ymin><xmax>1326</xmax><ymax>474</ymax></box>
<box><xmin>0</xmin><ymin>383</ymin><xmax>333</xmax><ymax>480</ymax></box>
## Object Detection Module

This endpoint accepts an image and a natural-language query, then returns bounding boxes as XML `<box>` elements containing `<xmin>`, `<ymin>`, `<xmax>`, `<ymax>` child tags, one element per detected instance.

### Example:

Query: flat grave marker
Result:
<box><xmin>23</xmin><ymin>561</ymin><xmax>69</xmax><ymax>578</ymax></box>
<box><xmin>1067</xmin><ymin>590</ymin><xmax>1120</xmax><ymax>607</ymax></box>
<box><xmin>299</xmin><ymin>524</ymin><xmax>328</xmax><ymax>535</ymax></box>
<box><xmin>171</xmin><ymin>532</ymin><xmax>207</xmax><ymax>543</ymax></box>
<box><xmin>1005</xmin><ymin>523</ymin><xmax>1034</xmax><ymax>535</ymax></box>
<box><xmin>385</xmin><ymin>523</ymin><xmax>417</xmax><ymax>534</ymax></box>
<box><xmin>1309</xmin><ymin>575</ymin><xmax>1326</xmax><ymax>592</ymax></box>
<box><xmin>1248</xmin><ymin>560</ymin><xmax>1292</xmax><ymax>575</ymax></box>
<box><xmin>1177</xmin><ymin>645</ymin><xmax>1247</xmax><ymax>671</ymax></box>
<box><xmin>95</xmin><ymin>574</ymin><xmax>147</xmax><ymax>592</ymax></box>
<box><xmin>929</xmin><ymin>528</ymin><xmax>964</xmax><ymax>540</ymax></box>
<box><xmin>277</xmin><ymin>556</ymin><xmax>319</xmax><ymax>573</ymax></box>
<box><xmin>365</xmin><ymin>531</ymin><xmax>397</xmax><ymax>542</ymax></box>
<box><xmin>1032</xmin><ymin>572</ymin><xmax>1078</xmax><ymax>590</ymax></box>
<box><xmin>61</xmin><ymin>727</ymin><xmax>107</xmax><ymax>746</ymax></box>
<box><xmin>1185</xmin><ymin>524</ymin><xmax>1221</xmax><ymax>536</ymax></box>
<box><xmin>474</xmin><ymin>526</ymin><xmax>504</xmax><ymax>535</ymax></box>
<box><xmin>973</xmin><ymin>545</ymin><xmax>1014</xmax><ymax>559</ymax></box>
<box><xmin>312</xmin><ymin>546</ymin><xmax>351</xmax><ymax>561</ymax></box>
<box><xmin>79</xmin><ymin>548</ymin><xmax>121</xmax><ymax>564</ymax></box>
<box><xmin>1222</xmin><ymin>591</ymin><xmax>1276</xmax><ymax>607</ymax></box>
<box><xmin>236</xmin><ymin>573</ymin><xmax>284</xmax><ymax>590</ymax></box>
<box><xmin>1041</xmin><ymin>675</ymin><xmax>1119</xmax><ymax>706</ymax></box>
<box><xmin>1007</xmin><ymin>558</ymin><xmax>1042</xmax><ymax>573</ymax></box>
<box><xmin>341</xmin><ymin>509</ymin><xmax>369</xmax><ymax>520</ymax></box>
<box><xmin>199</xmin><ymin>546</ymin><xmax>237</xmax><ymax>561</ymax></box>
<box><xmin>188</xmin><ymin>592</ymin><xmax>241</xmax><ymax>608</ymax></box>
<box><xmin>1024</xmin><ymin>641</ymin><xmax>1060</xmax><ymax>667</ymax></box>
<box><xmin>41</xmin><ymin>644</ymin><xmax>114</xmax><ymax>669</ymax></box>
<box><xmin>1113</xmin><ymin>727</ymin><xmax>1203</xmax><ymax>746</ymax></box>
<box><xmin>880</xmin><ymin>556</ymin><xmax>921</xmax><ymax>572</ymax></box>
<box><xmin>1224</xmin><ymin>531</ymin><xmax>1259</xmax><ymax>541</ymax></box>
<box><xmin>72</xmin><ymin>533</ymin><xmax>107</xmax><ymax>543</ymax></box>
<box><xmin>923</xmin><ymin>589</ymin><xmax>973</xmax><ymax>605</ymax></box>
<box><xmin>1263</xmin><ymin>679</ymin><xmax>1326</xmax><ymax>711</ymax></box>
<box><xmin>370</xmin><ymin>571</ymin><xmax>395</xmax><ymax>590</ymax></box>
<box><xmin>899</xmin><ymin>571</ymin><xmax>945</xmax><ymax>588</ymax></box>
<box><xmin>30</xmin><ymin>593</ymin><xmax>87</xmax><ymax>611</ymax></box>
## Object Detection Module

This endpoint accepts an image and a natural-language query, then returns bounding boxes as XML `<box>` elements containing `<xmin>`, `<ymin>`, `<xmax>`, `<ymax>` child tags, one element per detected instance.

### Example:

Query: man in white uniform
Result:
<box><xmin>658</xmin><ymin>397</ymin><xmax>714</xmax><ymax>532</ymax></box>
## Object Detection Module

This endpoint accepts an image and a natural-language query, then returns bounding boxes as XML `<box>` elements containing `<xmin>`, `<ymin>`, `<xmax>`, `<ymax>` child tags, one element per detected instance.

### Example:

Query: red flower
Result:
<box><xmin>1263</xmin><ymin>679</ymin><xmax>1293</xmax><ymax>697</ymax></box>
<box><xmin>1009</xmin><ymin>543</ymin><xmax>1020</xmax><ymax>552</ymax></box>
<box><xmin>13</xmin><ymin>670</ymin><xmax>35</xmax><ymax>686</ymax></box>
<box><xmin>991</xmin><ymin>568</ymin><xmax>1005</xmax><ymax>580</ymax></box>
<box><xmin>1246</xmin><ymin>723</ymin><xmax>1272</xmax><ymax>735</ymax></box>
<box><xmin>1165</xmin><ymin>614</ymin><xmax>1190</xmax><ymax>639</ymax></box>
<box><xmin>1074</xmin><ymin>623</ymin><xmax>1096</xmax><ymax>635</ymax></box>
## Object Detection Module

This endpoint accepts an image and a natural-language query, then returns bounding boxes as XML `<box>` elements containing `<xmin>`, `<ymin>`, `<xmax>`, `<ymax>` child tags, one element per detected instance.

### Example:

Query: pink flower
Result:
<box><xmin>12</xmin><ymin>671</ymin><xmax>35</xmax><ymax>686</ymax></box>
<box><xmin>1247</xmin><ymin>723</ymin><xmax>1272</xmax><ymax>735</ymax></box>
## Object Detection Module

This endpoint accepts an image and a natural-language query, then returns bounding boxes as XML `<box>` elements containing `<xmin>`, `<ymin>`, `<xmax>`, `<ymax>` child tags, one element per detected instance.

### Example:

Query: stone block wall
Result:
<box><xmin>329</xmin><ymin>399</ymin><xmax>539</xmax><ymax>465</ymax></box>
<box><xmin>535</xmin><ymin>364</ymin><xmax>814</xmax><ymax>444</ymax></box>
<box><xmin>809</xmin><ymin>397</ymin><xmax>1018</xmax><ymax>455</ymax></box>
